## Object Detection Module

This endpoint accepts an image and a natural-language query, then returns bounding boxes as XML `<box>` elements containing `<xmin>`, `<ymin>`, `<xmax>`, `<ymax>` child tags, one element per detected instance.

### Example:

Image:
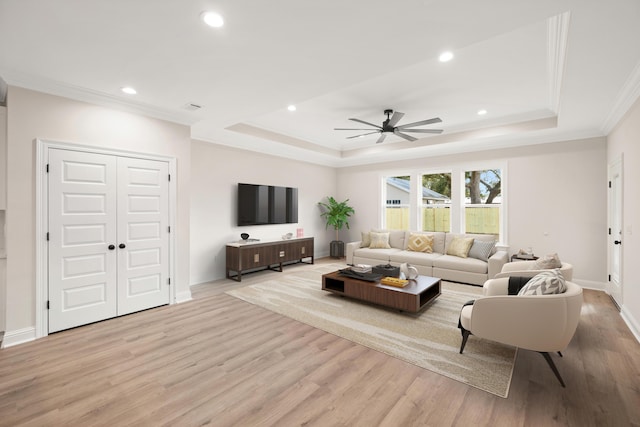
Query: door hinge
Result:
<box><xmin>168</xmin><ymin>278</ymin><xmax>171</xmax><ymax>285</ymax></box>
<box><xmin>168</xmin><ymin>226</ymin><xmax>171</xmax><ymax>233</ymax></box>
<box><xmin>47</xmin><ymin>300</ymin><xmax>50</xmax><ymax>309</ymax></box>
<box><xmin>46</xmin><ymin>164</ymin><xmax>49</xmax><ymax>173</ymax></box>
<box><xmin>168</xmin><ymin>174</ymin><xmax>171</xmax><ymax>182</ymax></box>
<box><xmin>46</xmin><ymin>232</ymin><xmax>49</xmax><ymax>241</ymax></box>
<box><xmin>609</xmin><ymin>181</ymin><xmax>611</xmax><ymax>188</ymax></box>
<box><xmin>608</xmin><ymin>274</ymin><xmax>611</xmax><ymax>282</ymax></box>
<box><xmin>609</xmin><ymin>228</ymin><xmax>611</xmax><ymax>235</ymax></box>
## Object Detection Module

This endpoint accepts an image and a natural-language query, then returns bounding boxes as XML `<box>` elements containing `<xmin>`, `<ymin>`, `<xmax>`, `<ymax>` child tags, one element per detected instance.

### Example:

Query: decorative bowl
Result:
<box><xmin>240</xmin><ymin>233</ymin><xmax>249</xmax><ymax>240</ymax></box>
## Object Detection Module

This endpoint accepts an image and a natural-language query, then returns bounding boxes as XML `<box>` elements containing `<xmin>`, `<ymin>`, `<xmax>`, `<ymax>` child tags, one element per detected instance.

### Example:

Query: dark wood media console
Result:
<box><xmin>226</xmin><ymin>237</ymin><xmax>314</xmax><ymax>282</ymax></box>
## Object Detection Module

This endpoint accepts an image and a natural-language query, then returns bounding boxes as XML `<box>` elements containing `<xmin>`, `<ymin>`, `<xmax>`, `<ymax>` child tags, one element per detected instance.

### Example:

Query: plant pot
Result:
<box><xmin>330</xmin><ymin>240</ymin><xmax>345</xmax><ymax>258</ymax></box>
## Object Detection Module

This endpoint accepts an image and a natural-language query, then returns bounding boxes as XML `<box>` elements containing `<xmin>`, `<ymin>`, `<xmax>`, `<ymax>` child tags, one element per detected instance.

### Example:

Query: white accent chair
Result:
<box><xmin>459</xmin><ymin>277</ymin><xmax>583</xmax><ymax>386</ymax></box>
<box><xmin>493</xmin><ymin>260</ymin><xmax>573</xmax><ymax>281</ymax></box>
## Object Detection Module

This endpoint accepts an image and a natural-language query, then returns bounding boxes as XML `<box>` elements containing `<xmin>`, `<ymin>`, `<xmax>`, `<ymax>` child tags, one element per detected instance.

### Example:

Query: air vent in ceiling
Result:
<box><xmin>183</xmin><ymin>103</ymin><xmax>202</xmax><ymax>111</ymax></box>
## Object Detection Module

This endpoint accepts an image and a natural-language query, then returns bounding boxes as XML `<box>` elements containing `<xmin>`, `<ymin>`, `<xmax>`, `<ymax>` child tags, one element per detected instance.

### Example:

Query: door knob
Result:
<box><xmin>119</xmin><ymin>243</ymin><xmax>126</xmax><ymax>249</ymax></box>
<box><xmin>614</xmin><ymin>240</ymin><xmax>622</xmax><ymax>245</ymax></box>
<box><xmin>108</xmin><ymin>244</ymin><xmax>115</xmax><ymax>250</ymax></box>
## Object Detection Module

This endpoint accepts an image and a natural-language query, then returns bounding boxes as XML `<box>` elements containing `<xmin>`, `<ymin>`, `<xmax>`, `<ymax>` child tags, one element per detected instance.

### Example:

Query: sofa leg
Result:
<box><xmin>459</xmin><ymin>329</ymin><xmax>471</xmax><ymax>354</ymax></box>
<box><xmin>540</xmin><ymin>352</ymin><xmax>566</xmax><ymax>387</ymax></box>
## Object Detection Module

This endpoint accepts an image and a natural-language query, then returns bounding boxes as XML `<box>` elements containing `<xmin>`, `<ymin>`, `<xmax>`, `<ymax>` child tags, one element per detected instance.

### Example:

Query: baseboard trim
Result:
<box><xmin>175</xmin><ymin>290</ymin><xmax>192</xmax><ymax>304</ymax></box>
<box><xmin>574</xmin><ymin>278</ymin><xmax>606</xmax><ymax>291</ymax></box>
<box><xmin>1</xmin><ymin>327</ymin><xmax>36</xmax><ymax>348</ymax></box>
<box><xmin>621</xmin><ymin>306</ymin><xmax>640</xmax><ymax>344</ymax></box>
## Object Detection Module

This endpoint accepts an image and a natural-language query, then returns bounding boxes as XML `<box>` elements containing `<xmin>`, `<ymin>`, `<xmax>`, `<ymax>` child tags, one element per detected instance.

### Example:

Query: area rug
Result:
<box><xmin>226</xmin><ymin>264</ymin><xmax>516</xmax><ymax>397</ymax></box>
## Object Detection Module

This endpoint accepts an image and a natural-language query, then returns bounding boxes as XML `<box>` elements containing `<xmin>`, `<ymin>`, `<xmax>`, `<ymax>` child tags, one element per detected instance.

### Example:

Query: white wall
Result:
<box><xmin>4</xmin><ymin>86</ymin><xmax>191</xmax><ymax>341</ymax></box>
<box><xmin>607</xmin><ymin>95</ymin><xmax>640</xmax><ymax>339</ymax></box>
<box><xmin>190</xmin><ymin>139</ymin><xmax>337</xmax><ymax>284</ymax></box>
<box><xmin>336</xmin><ymin>137</ymin><xmax>608</xmax><ymax>286</ymax></box>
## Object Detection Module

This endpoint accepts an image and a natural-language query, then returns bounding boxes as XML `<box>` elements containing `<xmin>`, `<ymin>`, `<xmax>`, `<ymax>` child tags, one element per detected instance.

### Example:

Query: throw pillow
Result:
<box><xmin>407</xmin><ymin>233</ymin><xmax>434</xmax><ymax>253</ymax></box>
<box><xmin>446</xmin><ymin>237</ymin><xmax>474</xmax><ymax>258</ymax></box>
<box><xmin>518</xmin><ymin>269</ymin><xmax>566</xmax><ymax>295</ymax></box>
<box><xmin>360</xmin><ymin>231</ymin><xmax>371</xmax><ymax>248</ymax></box>
<box><xmin>534</xmin><ymin>253</ymin><xmax>562</xmax><ymax>269</ymax></box>
<box><xmin>468</xmin><ymin>239</ymin><xmax>496</xmax><ymax>261</ymax></box>
<box><xmin>369</xmin><ymin>232</ymin><xmax>391</xmax><ymax>249</ymax></box>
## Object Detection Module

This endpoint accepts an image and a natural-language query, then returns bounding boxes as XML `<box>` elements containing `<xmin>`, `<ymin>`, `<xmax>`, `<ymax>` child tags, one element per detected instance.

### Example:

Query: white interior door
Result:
<box><xmin>116</xmin><ymin>157</ymin><xmax>170</xmax><ymax>315</ymax></box>
<box><xmin>48</xmin><ymin>149</ymin><xmax>118</xmax><ymax>333</ymax></box>
<box><xmin>608</xmin><ymin>157</ymin><xmax>623</xmax><ymax>307</ymax></box>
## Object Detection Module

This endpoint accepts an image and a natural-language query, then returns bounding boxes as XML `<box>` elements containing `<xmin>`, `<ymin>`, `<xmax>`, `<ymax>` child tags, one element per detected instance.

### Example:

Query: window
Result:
<box><xmin>384</xmin><ymin>176</ymin><xmax>411</xmax><ymax>230</ymax></box>
<box><xmin>421</xmin><ymin>173</ymin><xmax>451</xmax><ymax>232</ymax></box>
<box><xmin>464</xmin><ymin>169</ymin><xmax>501</xmax><ymax>237</ymax></box>
<box><xmin>382</xmin><ymin>165</ymin><xmax>505</xmax><ymax>242</ymax></box>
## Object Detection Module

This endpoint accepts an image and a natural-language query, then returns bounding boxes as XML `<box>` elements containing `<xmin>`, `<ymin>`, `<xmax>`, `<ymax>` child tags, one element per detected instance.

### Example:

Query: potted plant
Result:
<box><xmin>318</xmin><ymin>196</ymin><xmax>355</xmax><ymax>258</ymax></box>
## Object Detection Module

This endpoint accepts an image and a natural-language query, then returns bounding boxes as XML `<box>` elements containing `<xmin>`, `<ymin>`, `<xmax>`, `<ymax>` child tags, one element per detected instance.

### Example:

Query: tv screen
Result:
<box><xmin>237</xmin><ymin>183</ymin><xmax>298</xmax><ymax>226</ymax></box>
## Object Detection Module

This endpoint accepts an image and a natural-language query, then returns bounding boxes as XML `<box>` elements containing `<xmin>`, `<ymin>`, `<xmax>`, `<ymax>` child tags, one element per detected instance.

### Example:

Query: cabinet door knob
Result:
<box><xmin>119</xmin><ymin>243</ymin><xmax>126</xmax><ymax>249</ymax></box>
<box><xmin>108</xmin><ymin>244</ymin><xmax>115</xmax><ymax>250</ymax></box>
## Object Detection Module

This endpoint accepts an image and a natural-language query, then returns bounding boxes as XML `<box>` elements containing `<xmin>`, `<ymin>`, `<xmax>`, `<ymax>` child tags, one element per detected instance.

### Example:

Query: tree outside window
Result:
<box><xmin>465</xmin><ymin>169</ymin><xmax>501</xmax><ymax>236</ymax></box>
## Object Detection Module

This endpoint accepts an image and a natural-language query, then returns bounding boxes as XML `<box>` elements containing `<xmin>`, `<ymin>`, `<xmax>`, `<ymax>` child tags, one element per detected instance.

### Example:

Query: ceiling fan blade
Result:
<box><xmin>393</xmin><ymin>129</ymin><xmax>417</xmax><ymax>142</ymax></box>
<box><xmin>376</xmin><ymin>133</ymin><xmax>387</xmax><ymax>144</ymax></box>
<box><xmin>387</xmin><ymin>111</ymin><xmax>405</xmax><ymax>127</ymax></box>
<box><xmin>400</xmin><ymin>128</ymin><xmax>444</xmax><ymax>134</ymax></box>
<box><xmin>346</xmin><ymin>131</ymin><xmax>381</xmax><ymax>139</ymax></box>
<box><xmin>334</xmin><ymin>128</ymin><xmax>380</xmax><ymax>131</ymax></box>
<box><xmin>349</xmin><ymin>118</ymin><xmax>382</xmax><ymax>129</ymax></box>
<box><xmin>397</xmin><ymin>117</ymin><xmax>442</xmax><ymax>129</ymax></box>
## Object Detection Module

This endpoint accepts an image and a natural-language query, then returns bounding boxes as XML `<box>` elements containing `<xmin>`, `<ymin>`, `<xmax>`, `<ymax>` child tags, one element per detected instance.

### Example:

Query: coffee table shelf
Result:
<box><xmin>321</xmin><ymin>271</ymin><xmax>441</xmax><ymax>313</ymax></box>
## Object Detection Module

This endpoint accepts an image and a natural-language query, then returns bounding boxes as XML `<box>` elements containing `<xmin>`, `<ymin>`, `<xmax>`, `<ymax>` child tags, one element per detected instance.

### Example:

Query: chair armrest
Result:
<box><xmin>346</xmin><ymin>241</ymin><xmax>362</xmax><ymax>265</ymax></box>
<box><xmin>488</xmin><ymin>250</ymin><xmax>509</xmax><ymax>279</ymax></box>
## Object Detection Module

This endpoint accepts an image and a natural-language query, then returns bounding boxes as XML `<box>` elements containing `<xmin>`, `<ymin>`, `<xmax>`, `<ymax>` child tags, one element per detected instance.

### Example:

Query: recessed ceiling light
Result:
<box><xmin>439</xmin><ymin>51</ymin><xmax>454</xmax><ymax>62</ymax></box>
<box><xmin>202</xmin><ymin>11</ymin><xmax>224</xmax><ymax>28</ymax></box>
<box><xmin>287</xmin><ymin>105</ymin><xmax>297</xmax><ymax>112</ymax></box>
<box><xmin>477</xmin><ymin>109</ymin><xmax>488</xmax><ymax>115</ymax></box>
<box><xmin>121</xmin><ymin>87</ymin><xmax>137</xmax><ymax>95</ymax></box>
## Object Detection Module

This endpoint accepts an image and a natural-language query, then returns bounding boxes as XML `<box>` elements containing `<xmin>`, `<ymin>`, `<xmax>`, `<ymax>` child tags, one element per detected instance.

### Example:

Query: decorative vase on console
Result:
<box><xmin>318</xmin><ymin>196</ymin><xmax>355</xmax><ymax>258</ymax></box>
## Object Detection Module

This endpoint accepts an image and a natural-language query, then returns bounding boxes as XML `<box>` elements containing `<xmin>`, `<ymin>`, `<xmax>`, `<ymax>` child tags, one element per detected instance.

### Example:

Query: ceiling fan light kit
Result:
<box><xmin>335</xmin><ymin>109</ymin><xmax>443</xmax><ymax>143</ymax></box>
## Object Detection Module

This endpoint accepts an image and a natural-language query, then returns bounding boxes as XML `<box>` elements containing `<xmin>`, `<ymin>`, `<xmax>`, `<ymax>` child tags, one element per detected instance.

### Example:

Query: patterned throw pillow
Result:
<box><xmin>534</xmin><ymin>253</ymin><xmax>562</xmax><ymax>269</ymax></box>
<box><xmin>369</xmin><ymin>232</ymin><xmax>391</xmax><ymax>249</ymax></box>
<box><xmin>360</xmin><ymin>231</ymin><xmax>371</xmax><ymax>248</ymax></box>
<box><xmin>518</xmin><ymin>269</ymin><xmax>566</xmax><ymax>295</ymax></box>
<box><xmin>407</xmin><ymin>233</ymin><xmax>434</xmax><ymax>253</ymax></box>
<box><xmin>446</xmin><ymin>237</ymin><xmax>474</xmax><ymax>258</ymax></box>
<box><xmin>468</xmin><ymin>239</ymin><xmax>496</xmax><ymax>261</ymax></box>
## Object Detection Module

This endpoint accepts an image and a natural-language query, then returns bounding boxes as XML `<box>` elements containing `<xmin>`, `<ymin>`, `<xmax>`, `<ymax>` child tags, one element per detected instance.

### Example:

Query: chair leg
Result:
<box><xmin>540</xmin><ymin>352</ymin><xmax>566</xmax><ymax>387</ymax></box>
<box><xmin>459</xmin><ymin>329</ymin><xmax>471</xmax><ymax>354</ymax></box>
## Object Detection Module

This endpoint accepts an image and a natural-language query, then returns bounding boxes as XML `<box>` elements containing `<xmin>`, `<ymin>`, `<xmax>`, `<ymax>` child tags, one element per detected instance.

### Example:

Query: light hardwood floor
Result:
<box><xmin>1</xmin><ymin>258</ymin><xmax>639</xmax><ymax>426</ymax></box>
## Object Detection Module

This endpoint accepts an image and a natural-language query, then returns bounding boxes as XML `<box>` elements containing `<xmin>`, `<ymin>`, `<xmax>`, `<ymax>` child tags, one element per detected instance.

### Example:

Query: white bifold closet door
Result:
<box><xmin>48</xmin><ymin>148</ymin><xmax>170</xmax><ymax>333</ymax></box>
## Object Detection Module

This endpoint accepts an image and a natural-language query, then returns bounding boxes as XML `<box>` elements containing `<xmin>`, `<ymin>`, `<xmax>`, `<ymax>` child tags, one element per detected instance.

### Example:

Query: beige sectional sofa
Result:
<box><xmin>346</xmin><ymin>230</ymin><xmax>509</xmax><ymax>286</ymax></box>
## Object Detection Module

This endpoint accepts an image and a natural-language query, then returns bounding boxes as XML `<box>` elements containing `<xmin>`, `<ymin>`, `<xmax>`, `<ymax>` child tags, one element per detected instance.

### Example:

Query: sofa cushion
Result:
<box><xmin>369</xmin><ymin>232</ymin><xmax>391</xmax><ymax>249</ymax></box>
<box><xmin>353</xmin><ymin>247</ymin><xmax>400</xmax><ymax>262</ymax></box>
<box><xmin>534</xmin><ymin>253</ymin><xmax>562</xmax><ymax>269</ymax></box>
<box><xmin>446</xmin><ymin>236</ymin><xmax>474</xmax><ymax>258</ymax></box>
<box><xmin>360</xmin><ymin>231</ymin><xmax>371</xmax><ymax>248</ymax></box>
<box><xmin>390</xmin><ymin>250</ymin><xmax>441</xmax><ymax>267</ymax></box>
<box><xmin>518</xmin><ymin>270</ymin><xmax>566</xmax><ymax>295</ymax></box>
<box><xmin>433</xmin><ymin>254</ymin><xmax>488</xmax><ymax>274</ymax></box>
<box><xmin>406</xmin><ymin>233</ymin><xmax>434</xmax><ymax>253</ymax></box>
<box><xmin>468</xmin><ymin>239</ymin><xmax>496</xmax><ymax>261</ymax></box>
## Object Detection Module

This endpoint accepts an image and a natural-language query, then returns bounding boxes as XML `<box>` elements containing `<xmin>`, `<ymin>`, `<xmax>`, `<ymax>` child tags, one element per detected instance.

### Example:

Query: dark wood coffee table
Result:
<box><xmin>321</xmin><ymin>270</ymin><xmax>441</xmax><ymax>313</ymax></box>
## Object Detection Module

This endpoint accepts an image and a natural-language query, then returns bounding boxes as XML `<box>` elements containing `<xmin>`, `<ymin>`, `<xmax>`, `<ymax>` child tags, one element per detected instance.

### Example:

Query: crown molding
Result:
<box><xmin>0</xmin><ymin>69</ymin><xmax>199</xmax><ymax>126</ymax></box>
<box><xmin>547</xmin><ymin>11</ymin><xmax>571</xmax><ymax>114</ymax></box>
<box><xmin>601</xmin><ymin>60</ymin><xmax>640</xmax><ymax>134</ymax></box>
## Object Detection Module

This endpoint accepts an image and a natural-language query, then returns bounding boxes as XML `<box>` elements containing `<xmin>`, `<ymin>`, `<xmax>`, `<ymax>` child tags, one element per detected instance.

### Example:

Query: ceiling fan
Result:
<box><xmin>335</xmin><ymin>109</ymin><xmax>443</xmax><ymax>144</ymax></box>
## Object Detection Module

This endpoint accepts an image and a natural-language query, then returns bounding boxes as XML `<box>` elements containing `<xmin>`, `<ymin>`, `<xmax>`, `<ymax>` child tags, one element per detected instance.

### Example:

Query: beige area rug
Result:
<box><xmin>227</xmin><ymin>263</ymin><xmax>516</xmax><ymax>398</ymax></box>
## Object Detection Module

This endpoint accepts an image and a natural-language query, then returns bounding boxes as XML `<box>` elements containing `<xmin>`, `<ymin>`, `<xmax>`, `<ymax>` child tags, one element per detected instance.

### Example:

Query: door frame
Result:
<box><xmin>35</xmin><ymin>139</ymin><xmax>177</xmax><ymax>338</ymax></box>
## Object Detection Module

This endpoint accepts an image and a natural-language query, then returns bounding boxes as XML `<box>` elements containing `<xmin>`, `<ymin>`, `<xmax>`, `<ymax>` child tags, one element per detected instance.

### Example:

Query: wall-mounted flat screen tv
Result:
<box><xmin>237</xmin><ymin>183</ymin><xmax>298</xmax><ymax>226</ymax></box>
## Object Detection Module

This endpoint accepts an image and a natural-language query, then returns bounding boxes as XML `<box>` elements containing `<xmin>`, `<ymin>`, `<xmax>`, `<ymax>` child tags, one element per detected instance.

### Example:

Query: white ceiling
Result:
<box><xmin>1</xmin><ymin>0</ymin><xmax>639</xmax><ymax>167</ymax></box>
